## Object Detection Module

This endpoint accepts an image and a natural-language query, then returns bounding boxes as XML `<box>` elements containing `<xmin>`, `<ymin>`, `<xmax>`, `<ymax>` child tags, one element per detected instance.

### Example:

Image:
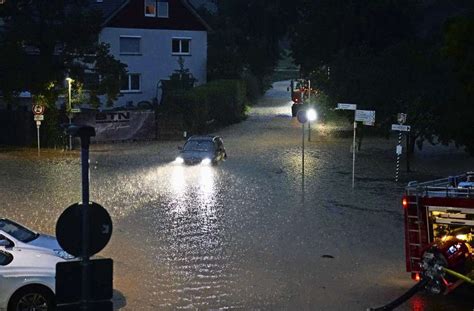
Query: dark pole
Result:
<box><xmin>302</xmin><ymin>122</ymin><xmax>305</xmax><ymax>204</ymax></box>
<box><xmin>308</xmin><ymin>122</ymin><xmax>311</xmax><ymax>142</ymax></box>
<box><xmin>406</xmin><ymin>133</ymin><xmax>411</xmax><ymax>173</ymax></box>
<box><xmin>80</xmin><ymin>133</ymin><xmax>91</xmax><ymax>310</ymax></box>
<box><xmin>64</xmin><ymin>125</ymin><xmax>96</xmax><ymax>310</ymax></box>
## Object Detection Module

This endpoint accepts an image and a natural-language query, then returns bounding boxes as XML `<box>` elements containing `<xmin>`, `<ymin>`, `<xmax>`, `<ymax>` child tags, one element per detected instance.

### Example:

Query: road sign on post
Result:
<box><xmin>391</xmin><ymin>114</ymin><xmax>411</xmax><ymax>181</ymax></box>
<box><xmin>32</xmin><ymin>106</ymin><xmax>45</xmax><ymax>156</ymax></box>
<box><xmin>56</xmin><ymin>202</ymin><xmax>112</xmax><ymax>258</ymax></box>
<box><xmin>397</xmin><ymin>113</ymin><xmax>407</xmax><ymax>125</ymax></box>
<box><xmin>55</xmin><ymin>125</ymin><xmax>113</xmax><ymax>311</ymax></box>
<box><xmin>391</xmin><ymin>124</ymin><xmax>411</xmax><ymax>132</ymax></box>
<box><xmin>337</xmin><ymin>103</ymin><xmax>357</xmax><ymax>110</ymax></box>
<box><xmin>32</xmin><ymin>104</ymin><xmax>45</xmax><ymax>115</ymax></box>
<box><xmin>56</xmin><ymin>258</ymin><xmax>113</xmax><ymax>310</ymax></box>
<box><xmin>334</xmin><ymin>104</ymin><xmax>377</xmax><ymax>189</ymax></box>
<box><xmin>355</xmin><ymin>110</ymin><xmax>375</xmax><ymax>125</ymax></box>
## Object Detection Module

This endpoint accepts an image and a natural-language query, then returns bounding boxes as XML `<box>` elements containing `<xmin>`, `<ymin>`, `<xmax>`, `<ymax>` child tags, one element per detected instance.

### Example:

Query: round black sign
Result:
<box><xmin>56</xmin><ymin>202</ymin><xmax>113</xmax><ymax>258</ymax></box>
<box><xmin>296</xmin><ymin>110</ymin><xmax>308</xmax><ymax>124</ymax></box>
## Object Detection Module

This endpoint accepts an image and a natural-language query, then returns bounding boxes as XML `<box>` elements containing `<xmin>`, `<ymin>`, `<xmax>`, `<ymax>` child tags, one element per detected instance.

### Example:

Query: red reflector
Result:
<box><xmin>402</xmin><ymin>197</ymin><xmax>408</xmax><ymax>208</ymax></box>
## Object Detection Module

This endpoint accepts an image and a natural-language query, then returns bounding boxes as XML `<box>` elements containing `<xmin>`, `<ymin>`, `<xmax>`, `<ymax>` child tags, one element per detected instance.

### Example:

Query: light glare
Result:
<box><xmin>307</xmin><ymin>109</ymin><xmax>317</xmax><ymax>122</ymax></box>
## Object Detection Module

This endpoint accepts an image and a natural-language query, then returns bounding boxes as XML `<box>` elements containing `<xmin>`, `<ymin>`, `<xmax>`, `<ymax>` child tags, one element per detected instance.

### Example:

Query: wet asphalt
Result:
<box><xmin>1</xmin><ymin>80</ymin><xmax>473</xmax><ymax>310</ymax></box>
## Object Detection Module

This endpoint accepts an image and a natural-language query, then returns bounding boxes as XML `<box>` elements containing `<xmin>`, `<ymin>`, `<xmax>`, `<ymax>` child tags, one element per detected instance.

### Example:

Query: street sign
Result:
<box><xmin>71</xmin><ymin>108</ymin><xmax>81</xmax><ymax>113</ymax></box>
<box><xmin>56</xmin><ymin>202</ymin><xmax>112</xmax><ymax>258</ymax></box>
<box><xmin>34</xmin><ymin>115</ymin><xmax>44</xmax><ymax>121</ymax></box>
<box><xmin>32</xmin><ymin>104</ymin><xmax>45</xmax><ymax>115</ymax></box>
<box><xmin>397</xmin><ymin>113</ymin><xmax>407</xmax><ymax>125</ymax></box>
<box><xmin>391</xmin><ymin>124</ymin><xmax>411</xmax><ymax>132</ymax></box>
<box><xmin>337</xmin><ymin>103</ymin><xmax>357</xmax><ymax>110</ymax></box>
<box><xmin>396</xmin><ymin>144</ymin><xmax>403</xmax><ymax>155</ymax></box>
<box><xmin>56</xmin><ymin>258</ymin><xmax>113</xmax><ymax>305</ymax></box>
<box><xmin>355</xmin><ymin>110</ymin><xmax>375</xmax><ymax>124</ymax></box>
<box><xmin>296</xmin><ymin>110</ymin><xmax>308</xmax><ymax>124</ymax></box>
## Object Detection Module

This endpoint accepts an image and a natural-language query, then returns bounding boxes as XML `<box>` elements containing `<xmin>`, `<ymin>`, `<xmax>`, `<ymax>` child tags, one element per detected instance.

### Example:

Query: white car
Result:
<box><xmin>0</xmin><ymin>218</ymin><xmax>72</xmax><ymax>260</ymax></box>
<box><xmin>0</xmin><ymin>247</ymin><xmax>62</xmax><ymax>311</ymax></box>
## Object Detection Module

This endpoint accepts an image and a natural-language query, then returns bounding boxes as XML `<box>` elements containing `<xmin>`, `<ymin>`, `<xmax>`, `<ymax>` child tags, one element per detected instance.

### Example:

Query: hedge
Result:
<box><xmin>179</xmin><ymin>79</ymin><xmax>247</xmax><ymax>133</ymax></box>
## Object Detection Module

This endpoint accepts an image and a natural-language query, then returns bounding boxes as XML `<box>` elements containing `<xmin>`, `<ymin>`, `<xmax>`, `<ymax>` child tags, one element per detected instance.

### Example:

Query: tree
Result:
<box><xmin>198</xmin><ymin>0</ymin><xmax>298</xmax><ymax>93</ymax></box>
<box><xmin>0</xmin><ymin>0</ymin><xmax>126</xmax><ymax>107</ymax></box>
<box><xmin>288</xmin><ymin>0</ymin><xmax>474</xmax><ymax>156</ymax></box>
<box><xmin>439</xmin><ymin>12</ymin><xmax>474</xmax><ymax>154</ymax></box>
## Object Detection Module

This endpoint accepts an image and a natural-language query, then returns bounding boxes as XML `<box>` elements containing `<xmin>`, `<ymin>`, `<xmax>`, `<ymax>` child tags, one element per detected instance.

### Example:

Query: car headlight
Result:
<box><xmin>175</xmin><ymin>156</ymin><xmax>184</xmax><ymax>164</ymax></box>
<box><xmin>54</xmin><ymin>249</ymin><xmax>75</xmax><ymax>260</ymax></box>
<box><xmin>201</xmin><ymin>158</ymin><xmax>211</xmax><ymax>165</ymax></box>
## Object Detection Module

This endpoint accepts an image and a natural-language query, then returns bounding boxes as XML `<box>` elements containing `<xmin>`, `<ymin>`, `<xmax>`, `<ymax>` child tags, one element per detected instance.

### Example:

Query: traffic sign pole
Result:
<box><xmin>392</xmin><ymin>113</ymin><xmax>409</xmax><ymax>182</ymax></box>
<box><xmin>80</xmin><ymin>129</ymin><xmax>93</xmax><ymax>311</ymax></box>
<box><xmin>302</xmin><ymin>121</ymin><xmax>305</xmax><ymax>205</ymax></box>
<box><xmin>36</xmin><ymin>122</ymin><xmax>41</xmax><ymax>156</ymax></box>
<box><xmin>395</xmin><ymin>131</ymin><xmax>402</xmax><ymax>182</ymax></box>
<box><xmin>352</xmin><ymin>121</ymin><xmax>356</xmax><ymax>189</ymax></box>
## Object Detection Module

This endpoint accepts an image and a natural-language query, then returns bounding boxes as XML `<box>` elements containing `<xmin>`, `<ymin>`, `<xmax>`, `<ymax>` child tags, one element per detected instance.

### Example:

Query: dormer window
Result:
<box><xmin>145</xmin><ymin>0</ymin><xmax>168</xmax><ymax>18</ymax></box>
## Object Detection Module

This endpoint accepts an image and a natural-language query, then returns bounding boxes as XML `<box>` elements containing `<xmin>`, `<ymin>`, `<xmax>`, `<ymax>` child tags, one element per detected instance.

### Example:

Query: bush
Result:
<box><xmin>183</xmin><ymin>80</ymin><xmax>248</xmax><ymax>132</ymax></box>
<box><xmin>159</xmin><ymin>79</ymin><xmax>248</xmax><ymax>134</ymax></box>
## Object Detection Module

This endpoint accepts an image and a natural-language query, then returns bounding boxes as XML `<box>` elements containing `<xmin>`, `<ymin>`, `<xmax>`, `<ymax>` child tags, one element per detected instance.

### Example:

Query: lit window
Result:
<box><xmin>120</xmin><ymin>36</ymin><xmax>141</xmax><ymax>54</ymax></box>
<box><xmin>144</xmin><ymin>0</ymin><xmax>156</xmax><ymax>17</ymax></box>
<box><xmin>145</xmin><ymin>0</ymin><xmax>168</xmax><ymax>18</ymax></box>
<box><xmin>172</xmin><ymin>38</ymin><xmax>191</xmax><ymax>55</ymax></box>
<box><xmin>121</xmin><ymin>74</ymin><xmax>141</xmax><ymax>92</ymax></box>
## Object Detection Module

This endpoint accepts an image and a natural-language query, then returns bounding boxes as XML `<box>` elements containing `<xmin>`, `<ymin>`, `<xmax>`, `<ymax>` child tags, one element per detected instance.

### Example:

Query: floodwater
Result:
<box><xmin>1</xmin><ymin>81</ymin><xmax>473</xmax><ymax>310</ymax></box>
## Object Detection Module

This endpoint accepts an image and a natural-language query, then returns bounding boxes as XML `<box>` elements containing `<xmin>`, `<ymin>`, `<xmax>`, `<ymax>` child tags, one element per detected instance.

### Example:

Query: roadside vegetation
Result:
<box><xmin>197</xmin><ymin>0</ymin><xmax>474</xmax><ymax>156</ymax></box>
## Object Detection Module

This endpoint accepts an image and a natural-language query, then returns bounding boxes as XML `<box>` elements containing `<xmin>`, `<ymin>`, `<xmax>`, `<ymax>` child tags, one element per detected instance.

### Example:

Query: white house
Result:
<box><xmin>91</xmin><ymin>0</ymin><xmax>210</xmax><ymax>108</ymax></box>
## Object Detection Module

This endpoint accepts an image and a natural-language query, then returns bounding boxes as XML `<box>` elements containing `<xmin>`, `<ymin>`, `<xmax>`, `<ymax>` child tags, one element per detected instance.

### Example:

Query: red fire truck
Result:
<box><xmin>403</xmin><ymin>172</ymin><xmax>474</xmax><ymax>294</ymax></box>
<box><xmin>290</xmin><ymin>79</ymin><xmax>310</xmax><ymax>117</ymax></box>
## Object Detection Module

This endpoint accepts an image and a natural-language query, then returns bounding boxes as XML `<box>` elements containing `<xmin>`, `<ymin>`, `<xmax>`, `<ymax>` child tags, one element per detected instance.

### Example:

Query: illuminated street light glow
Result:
<box><xmin>201</xmin><ymin>158</ymin><xmax>211</xmax><ymax>165</ymax></box>
<box><xmin>306</xmin><ymin>108</ymin><xmax>317</xmax><ymax>122</ymax></box>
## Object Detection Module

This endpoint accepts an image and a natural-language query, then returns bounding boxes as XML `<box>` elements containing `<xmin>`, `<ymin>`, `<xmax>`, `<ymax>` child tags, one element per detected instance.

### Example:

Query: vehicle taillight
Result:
<box><xmin>411</xmin><ymin>272</ymin><xmax>421</xmax><ymax>281</ymax></box>
<box><xmin>402</xmin><ymin>197</ymin><xmax>408</xmax><ymax>209</ymax></box>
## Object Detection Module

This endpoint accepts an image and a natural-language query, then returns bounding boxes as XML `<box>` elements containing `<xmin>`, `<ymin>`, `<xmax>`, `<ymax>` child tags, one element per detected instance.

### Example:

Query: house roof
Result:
<box><xmin>89</xmin><ymin>0</ymin><xmax>211</xmax><ymax>31</ymax></box>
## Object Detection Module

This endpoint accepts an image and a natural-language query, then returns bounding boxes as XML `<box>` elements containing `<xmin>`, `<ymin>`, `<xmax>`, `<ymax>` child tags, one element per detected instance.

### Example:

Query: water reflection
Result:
<box><xmin>168</xmin><ymin>164</ymin><xmax>217</xmax><ymax>215</ymax></box>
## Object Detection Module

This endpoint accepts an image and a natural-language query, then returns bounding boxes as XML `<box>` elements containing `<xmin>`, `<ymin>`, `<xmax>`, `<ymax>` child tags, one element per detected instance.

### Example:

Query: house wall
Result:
<box><xmin>99</xmin><ymin>27</ymin><xmax>207</xmax><ymax>108</ymax></box>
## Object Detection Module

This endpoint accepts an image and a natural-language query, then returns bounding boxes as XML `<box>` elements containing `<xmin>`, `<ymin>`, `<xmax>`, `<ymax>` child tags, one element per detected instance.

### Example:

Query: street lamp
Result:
<box><xmin>296</xmin><ymin>108</ymin><xmax>317</xmax><ymax>205</ymax></box>
<box><xmin>66</xmin><ymin>77</ymin><xmax>74</xmax><ymax>150</ymax></box>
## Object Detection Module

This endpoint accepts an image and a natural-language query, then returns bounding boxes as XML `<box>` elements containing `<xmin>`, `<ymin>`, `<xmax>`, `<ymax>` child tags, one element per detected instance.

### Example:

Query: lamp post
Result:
<box><xmin>297</xmin><ymin>108</ymin><xmax>317</xmax><ymax>205</ymax></box>
<box><xmin>66</xmin><ymin>77</ymin><xmax>74</xmax><ymax>150</ymax></box>
<box><xmin>307</xmin><ymin>108</ymin><xmax>317</xmax><ymax>142</ymax></box>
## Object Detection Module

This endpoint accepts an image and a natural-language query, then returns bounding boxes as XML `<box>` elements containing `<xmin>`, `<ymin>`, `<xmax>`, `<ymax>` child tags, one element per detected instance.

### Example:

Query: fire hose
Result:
<box><xmin>368</xmin><ymin>242</ymin><xmax>474</xmax><ymax>311</ymax></box>
<box><xmin>367</xmin><ymin>278</ymin><xmax>430</xmax><ymax>311</ymax></box>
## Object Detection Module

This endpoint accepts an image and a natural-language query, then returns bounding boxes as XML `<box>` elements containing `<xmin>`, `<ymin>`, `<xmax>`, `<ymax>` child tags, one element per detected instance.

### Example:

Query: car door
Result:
<box><xmin>0</xmin><ymin>250</ymin><xmax>14</xmax><ymax>308</ymax></box>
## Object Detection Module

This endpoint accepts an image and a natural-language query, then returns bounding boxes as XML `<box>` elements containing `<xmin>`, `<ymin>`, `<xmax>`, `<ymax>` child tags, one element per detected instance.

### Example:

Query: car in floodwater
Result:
<box><xmin>175</xmin><ymin>135</ymin><xmax>227</xmax><ymax>165</ymax></box>
<box><xmin>0</xmin><ymin>218</ymin><xmax>73</xmax><ymax>260</ymax></box>
<box><xmin>0</xmin><ymin>247</ymin><xmax>62</xmax><ymax>311</ymax></box>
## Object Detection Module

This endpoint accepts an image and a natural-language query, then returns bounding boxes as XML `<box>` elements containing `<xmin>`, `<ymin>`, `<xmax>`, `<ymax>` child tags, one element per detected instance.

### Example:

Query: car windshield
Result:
<box><xmin>183</xmin><ymin>140</ymin><xmax>214</xmax><ymax>152</ymax></box>
<box><xmin>0</xmin><ymin>219</ymin><xmax>38</xmax><ymax>243</ymax></box>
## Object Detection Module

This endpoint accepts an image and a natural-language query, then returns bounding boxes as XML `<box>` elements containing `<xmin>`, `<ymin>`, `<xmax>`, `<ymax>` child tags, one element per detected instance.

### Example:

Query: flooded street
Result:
<box><xmin>1</xmin><ymin>81</ymin><xmax>473</xmax><ymax>310</ymax></box>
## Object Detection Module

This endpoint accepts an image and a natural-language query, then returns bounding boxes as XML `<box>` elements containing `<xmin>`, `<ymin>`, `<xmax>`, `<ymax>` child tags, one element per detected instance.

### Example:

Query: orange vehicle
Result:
<box><xmin>403</xmin><ymin>172</ymin><xmax>474</xmax><ymax>294</ymax></box>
